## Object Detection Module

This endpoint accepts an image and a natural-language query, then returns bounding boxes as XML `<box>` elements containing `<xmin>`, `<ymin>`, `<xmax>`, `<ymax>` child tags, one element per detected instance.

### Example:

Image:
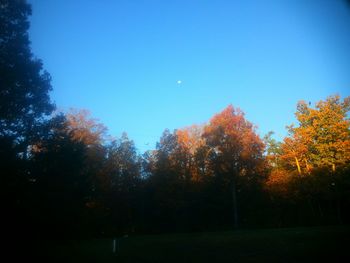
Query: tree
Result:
<box><xmin>101</xmin><ymin>133</ymin><xmax>141</xmax><ymax>234</ymax></box>
<box><xmin>65</xmin><ymin>109</ymin><xmax>108</xmax><ymax>146</ymax></box>
<box><xmin>281</xmin><ymin>95</ymin><xmax>350</xmax><ymax>173</ymax></box>
<box><xmin>280</xmin><ymin>133</ymin><xmax>309</xmax><ymax>175</ymax></box>
<box><xmin>308</xmin><ymin>96</ymin><xmax>350</xmax><ymax>171</ymax></box>
<box><xmin>266</xmin><ymin>95</ymin><xmax>350</xmax><ymax>226</ymax></box>
<box><xmin>203</xmin><ymin>105</ymin><xmax>265</xmax><ymax>228</ymax></box>
<box><xmin>0</xmin><ymin>0</ymin><xmax>54</xmax><ymax>237</ymax></box>
<box><xmin>263</xmin><ymin>131</ymin><xmax>282</xmax><ymax>168</ymax></box>
<box><xmin>30</xmin><ymin>115</ymin><xmax>90</xmax><ymax>237</ymax></box>
<box><xmin>176</xmin><ymin>125</ymin><xmax>206</xmax><ymax>182</ymax></box>
<box><xmin>0</xmin><ymin>0</ymin><xmax>54</xmax><ymax>146</ymax></box>
<box><xmin>64</xmin><ymin>108</ymin><xmax>108</xmax><ymax>191</ymax></box>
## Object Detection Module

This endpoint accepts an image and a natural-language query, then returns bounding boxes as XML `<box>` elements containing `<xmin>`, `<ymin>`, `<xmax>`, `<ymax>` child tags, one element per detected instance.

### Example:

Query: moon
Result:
<box><xmin>177</xmin><ymin>80</ymin><xmax>182</xmax><ymax>84</ymax></box>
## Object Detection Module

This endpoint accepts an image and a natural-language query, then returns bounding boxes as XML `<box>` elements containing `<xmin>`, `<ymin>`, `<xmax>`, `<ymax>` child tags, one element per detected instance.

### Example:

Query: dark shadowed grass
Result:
<box><xmin>34</xmin><ymin>225</ymin><xmax>349</xmax><ymax>262</ymax></box>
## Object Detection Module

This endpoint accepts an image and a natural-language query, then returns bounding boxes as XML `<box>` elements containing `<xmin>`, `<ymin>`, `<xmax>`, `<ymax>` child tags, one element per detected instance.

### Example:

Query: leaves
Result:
<box><xmin>0</xmin><ymin>0</ymin><xmax>54</xmax><ymax>140</ymax></box>
<box><xmin>203</xmin><ymin>105</ymin><xmax>265</xmax><ymax>177</ymax></box>
<box><xmin>65</xmin><ymin>108</ymin><xmax>108</xmax><ymax>146</ymax></box>
<box><xmin>280</xmin><ymin>95</ymin><xmax>350</xmax><ymax>174</ymax></box>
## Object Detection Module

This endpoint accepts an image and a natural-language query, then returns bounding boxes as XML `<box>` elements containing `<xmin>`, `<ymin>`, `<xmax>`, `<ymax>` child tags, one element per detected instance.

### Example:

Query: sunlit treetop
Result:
<box><xmin>281</xmin><ymin>95</ymin><xmax>350</xmax><ymax>173</ymax></box>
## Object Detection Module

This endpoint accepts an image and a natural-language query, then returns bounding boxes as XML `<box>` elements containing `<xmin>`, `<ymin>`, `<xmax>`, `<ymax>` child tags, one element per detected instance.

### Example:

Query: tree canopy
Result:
<box><xmin>2</xmin><ymin>0</ymin><xmax>350</xmax><ymax>240</ymax></box>
<box><xmin>0</xmin><ymin>0</ymin><xmax>54</xmax><ymax>144</ymax></box>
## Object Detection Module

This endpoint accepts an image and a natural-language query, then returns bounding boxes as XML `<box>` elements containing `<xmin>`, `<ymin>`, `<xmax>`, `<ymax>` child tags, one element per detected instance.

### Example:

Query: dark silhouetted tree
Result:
<box><xmin>203</xmin><ymin>105</ymin><xmax>265</xmax><ymax>228</ymax></box>
<box><xmin>0</xmin><ymin>0</ymin><xmax>54</xmax><ymax>146</ymax></box>
<box><xmin>30</xmin><ymin>115</ymin><xmax>89</xmax><ymax>237</ymax></box>
<box><xmin>101</xmin><ymin>133</ymin><xmax>141</xmax><ymax>234</ymax></box>
<box><xmin>0</xmin><ymin>0</ymin><xmax>54</xmax><ymax>237</ymax></box>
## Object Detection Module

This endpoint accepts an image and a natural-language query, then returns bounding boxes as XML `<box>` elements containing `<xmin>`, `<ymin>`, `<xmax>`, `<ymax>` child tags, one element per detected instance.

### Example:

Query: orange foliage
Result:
<box><xmin>176</xmin><ymin>125</ymin><xmax>205</xmax><ymax>154</ymax></box>
<box><xmin>203</xmin><ymin>105</ymin><xmax>265</xmax><ymax>175</ymax></box>
<box><xmin>265</xmin><ymin>168</ymin><xmax>291</xmax><ymax>196</ymax></box>
<box><xmin>280</xmin><ymin>95</ymin><xmax>350</xmax><ymax>174</ymax></box>
<box><xmin>66</xmin><ymin>108</ymin><xmax>108</xmax><ymax>146</ymax></box>
<box><xmin>176</xmin><ymin>125</ymin><xmax>206</xmax><ymax>181</ymax></box>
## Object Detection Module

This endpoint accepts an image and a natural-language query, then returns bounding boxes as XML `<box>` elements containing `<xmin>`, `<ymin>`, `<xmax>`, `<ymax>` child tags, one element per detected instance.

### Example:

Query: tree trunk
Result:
<box><xmin>308</xmin><ymin>198</ymin><xmax>315</xmax><ymax>218</ymax></box>
<box><xmin>294</xmin><ymin>157</ymin><xmax>301</xmax><ymax>176</ymax></box>
<box><xmin>304</xmin><ymin>158</ymin><xmax>310</xmax><ymax>173</ymax></box>
<box><xmin>336</xmin><ymin>199</ymin><xmax>343</xmax><ymax>225</ymax></box>
<box><xmin>317</xmin><ymin>201</ymin><xmax>324</xmax><ymax>218</ymax></box>
<box><xmin>232</xmin><ymin>178</ymin><xmax>239</xmax><ymax>229</ymax></box>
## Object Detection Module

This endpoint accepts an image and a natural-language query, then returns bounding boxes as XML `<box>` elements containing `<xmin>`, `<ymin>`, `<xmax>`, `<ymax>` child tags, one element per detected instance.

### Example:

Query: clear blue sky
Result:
<box><xmin>29</xmin><ymin>0</ymin><xmax>350</xmax><ymax>152</ymax></box>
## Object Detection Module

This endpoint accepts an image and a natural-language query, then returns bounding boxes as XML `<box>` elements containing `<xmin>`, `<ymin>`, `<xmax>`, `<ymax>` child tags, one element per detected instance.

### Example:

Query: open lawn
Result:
<box><xmin>36</xmin><ymin>226</ymin><xmax>349</xmax><ymax>262</ymax></box>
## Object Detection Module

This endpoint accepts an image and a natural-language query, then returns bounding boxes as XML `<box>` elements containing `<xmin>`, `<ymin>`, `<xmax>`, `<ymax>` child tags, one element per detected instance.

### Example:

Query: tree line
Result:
<box><xmin>1</xmin><ymin>0</ymin><xmax>350</xmax><ymax>239</ymax></box>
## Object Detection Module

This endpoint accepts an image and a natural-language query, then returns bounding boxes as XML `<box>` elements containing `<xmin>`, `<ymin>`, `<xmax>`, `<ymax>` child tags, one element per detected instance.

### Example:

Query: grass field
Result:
<box><xmin>37</xmin><ymin>225</ymin><xmax>349</xmax><ymax>262</ymax></box>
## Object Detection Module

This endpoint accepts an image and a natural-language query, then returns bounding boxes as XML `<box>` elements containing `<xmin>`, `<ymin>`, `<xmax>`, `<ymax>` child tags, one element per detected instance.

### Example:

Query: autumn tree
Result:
<box><xmin>151</xmin><ymin>129</ymin><xmax>180</xmax><ymax>180</ymax></box>
<box><xmin>203</xmin><ymin>105</ymin><xmax>265</xmax><ymax>228</ymax></box>
<box><xmin>263</xmin><ymin>131</ymin><xmax>282</xmax><ymax>168</ymax></box>
<box><xmin>307</xmin><ymin>96</ymin><xmax>350</xmax><ymax>171</ymax></box>
<box><xmin>29</xmin><ymin>115</ymin><xmax>90</xmax><ymax>237</ymax></box>
<box><xmin>144</xmin><ymin>129</ymin><xmax>184</xmax><ymax>231</ymax></box>
<box><xmin>280</xmin><ymin>133</ymin><xmax>310</xmax><ymax>175</ymax></box>
<box><xmin>263</xmin><ymin>132</ymin><xmax>292</xmax><ymax>198</ymax></box>
<box><xmin>149</xmin><ymin>125</ymin><xmax>207</xmax><ymax>184</ymax></box>
<box><xmin>103</xmin><ymin>133</ymin><xmax>140</xmax><ymax>192</ymax></box>
<box><xmin>101</xmin><ymin>133</ymin><xmax>141</xmax><ymax>234</ymax></box>
<box><xmin>281</xmin><ymin>95</ymin><xmax>350</xmax><ymax>174</ymax></box>
<box><xmin>143</xmin><ymin>128</ymin><xmax>209</xmax><ymax>232</ymax></box>
<box><xmin>176</xmin><ymin>125</ymin><xmax>206</xmax><ymax>182</ymax></box>
<box><xmin>65</xmin><ymin>109</ymin><xmax>108</xmax><ymax>146</ymax></box>
<box><xmin>65</xmin><ymin>108</ymin><xmax>108</xmax><ymax>189</ymax></box>
<box><xmin>24</xmin><ymin>109</ymin><xmax>112</xmax><ymax>237</ymax></box>
<box><xmin>265</xmin><ymin>95</ymin><xmax>350</xmax><ymax>226</ymax></box>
